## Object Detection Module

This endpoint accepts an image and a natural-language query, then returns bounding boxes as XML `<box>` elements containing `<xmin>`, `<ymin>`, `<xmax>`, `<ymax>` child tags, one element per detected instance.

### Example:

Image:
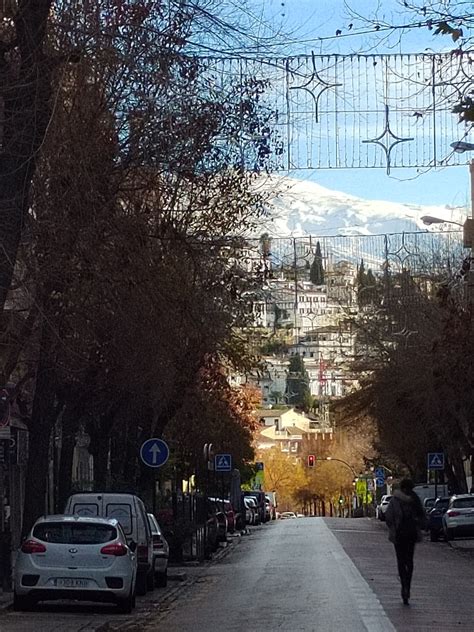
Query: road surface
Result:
<box><xmin>1</xmin><ymin>517</ymin><xmax>473</xmax><ymax>631</ymax></box>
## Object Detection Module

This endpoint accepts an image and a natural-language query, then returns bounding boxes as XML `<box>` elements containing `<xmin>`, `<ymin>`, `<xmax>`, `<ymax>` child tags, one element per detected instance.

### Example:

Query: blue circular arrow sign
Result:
<box><xmin>140</xmin><ymin>438</ymin><xmax>170</xmax><ymax>468</ymax></box>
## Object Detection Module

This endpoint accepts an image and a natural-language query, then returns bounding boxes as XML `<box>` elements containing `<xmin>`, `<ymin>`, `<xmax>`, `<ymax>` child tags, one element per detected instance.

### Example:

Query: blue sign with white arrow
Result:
<box><xmin>215</xmin><ymin>453</ymin><xmax>232</xmax><ymax>472</ymax></box>
<box><xmin>427</xmin><ymin>452</ymin><xmax>445</xmax><ymax>470</ymax></box>
<box><xmin>374</xmin><ymin>467</ymin><xmax>385</xmax><ymax>479</ymax></box>
<box><xmin>140</xmin><ymin>438</ymin><xmax>170</xmax><ymax>468</ymax></box>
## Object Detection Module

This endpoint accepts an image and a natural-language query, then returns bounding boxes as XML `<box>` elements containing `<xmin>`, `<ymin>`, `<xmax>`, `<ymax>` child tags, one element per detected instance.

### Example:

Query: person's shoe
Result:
<box><xmin>401</xmin><ymin>586</ymin><xmax>409</xmax><ymax>605</ymax></box>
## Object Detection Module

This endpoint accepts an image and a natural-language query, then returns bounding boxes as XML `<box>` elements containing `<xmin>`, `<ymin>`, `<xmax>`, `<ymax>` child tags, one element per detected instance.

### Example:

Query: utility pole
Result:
<box><xmin>464</xmin><ymin>160</ymin><xmax>474</xmax><ymax>304</ymax></box>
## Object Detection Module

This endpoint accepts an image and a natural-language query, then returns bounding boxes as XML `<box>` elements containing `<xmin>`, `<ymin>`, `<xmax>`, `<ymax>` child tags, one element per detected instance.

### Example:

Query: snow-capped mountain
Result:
<box><xmin>257</xmin><ymin>175</ymin><xmax>466</xmax><ymax>237</ymax></box>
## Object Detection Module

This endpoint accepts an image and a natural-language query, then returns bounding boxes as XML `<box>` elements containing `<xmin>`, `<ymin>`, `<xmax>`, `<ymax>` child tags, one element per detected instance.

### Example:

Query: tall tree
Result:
<box><xmin>0</xmin><ymin>0</ymin><xmax>54</xmax><ymax>313</ymax></box>
<box><xmin>309</xmin><ymin>241</ymin><xmax>325</xmax><ymax>286</ymax></box>
<box><xmin>285</xmin><ymin>354</ymin><xmax>311</xmax><ymax>409</ymax></box>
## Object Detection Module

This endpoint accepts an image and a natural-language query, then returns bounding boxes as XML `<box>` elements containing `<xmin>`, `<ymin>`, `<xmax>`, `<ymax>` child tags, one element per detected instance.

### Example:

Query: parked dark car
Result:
<box><xmin>428</xmin><ymin>496</ymin><xmax>451</xmax><ymax>541</ymax></box>
<box><xmin>423</xmin><ymin>497</ymin><xmax>436</xmax><ymax>518</ymax></box>
<box><xmin>243</xmin><ymin>491</ymin><xmax>267</xmax><ymax>523</ymax></box>
<box><xmin>208</xmin><ymin>499</ymin><xmax>227</xmax><ymax>542</ymax></box>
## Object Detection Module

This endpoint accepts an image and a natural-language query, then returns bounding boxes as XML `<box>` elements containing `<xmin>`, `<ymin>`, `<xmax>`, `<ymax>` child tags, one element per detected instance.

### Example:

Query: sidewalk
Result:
<box><xmin>0</xmin><ymin>588</ymin><xmax>12</xmax><ymax>610</ymax></box>
<box><xmin>0</xmin><ymin>532</ymin><xmax>244</xmax><ymax>618</ymax></box>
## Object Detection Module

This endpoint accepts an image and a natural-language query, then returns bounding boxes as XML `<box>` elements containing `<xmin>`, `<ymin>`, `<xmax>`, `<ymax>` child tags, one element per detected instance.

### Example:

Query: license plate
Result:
<box><xmin>54</xmin><ymin>578</ymin><xmax>90</xmax><ymax>588</ymax></box>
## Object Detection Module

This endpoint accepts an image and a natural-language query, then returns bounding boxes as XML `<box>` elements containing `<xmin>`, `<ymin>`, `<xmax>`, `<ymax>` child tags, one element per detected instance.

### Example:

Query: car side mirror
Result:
<box><xmin>128</xmin><ymin>540</ymin><xmax>137</xmax><ymax>552</ymax></box>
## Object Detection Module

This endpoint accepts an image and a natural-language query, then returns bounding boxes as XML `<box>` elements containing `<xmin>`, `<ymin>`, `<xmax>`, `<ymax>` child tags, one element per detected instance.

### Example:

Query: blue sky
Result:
<box><xmin>256</xmin><ymin>0</ymin><xmax>472</xmax><ymax>210</ymax></box>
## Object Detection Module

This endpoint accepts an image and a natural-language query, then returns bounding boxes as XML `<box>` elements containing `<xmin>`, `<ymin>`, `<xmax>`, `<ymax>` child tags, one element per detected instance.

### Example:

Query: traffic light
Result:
<box><xmin>307</xmin><ymin>454</ymin><xmax>315</xmax><ymax>468</ymax></box>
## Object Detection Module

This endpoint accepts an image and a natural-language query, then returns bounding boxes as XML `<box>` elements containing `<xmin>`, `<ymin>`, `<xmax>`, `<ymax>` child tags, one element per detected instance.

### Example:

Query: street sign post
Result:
<box><xmin>427</xmin><ymin>453</ymin><xmax>444</xmax><ymax>470</ymax></box>
<box><xmin>214</xmin><ymin>454</ymin><xmax>232</xmax><ymax>472</ymax></box>
<box><xmin>427</xmin><ymin>452</ymin><xmax>445</xmax><ymax>499</ymax></box>
<box><xmin>140</xmin><ymin>438</ymin><xmax>170</xmax><ymax>468</ymax></box>
<box><xmin>374</xmin><ymin>467</ymin><xmax>385</xmax><ymax>479</ymax></box>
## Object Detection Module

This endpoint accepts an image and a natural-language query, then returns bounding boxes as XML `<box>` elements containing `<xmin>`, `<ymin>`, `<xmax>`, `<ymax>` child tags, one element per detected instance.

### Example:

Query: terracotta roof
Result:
<box><xmin>286</xmin><ymin>426</ymin><xmax>306</xmax><ymax>435</ymax></box>
<box><xmin>257</xmin><ymin>409</ymin><xmax>291</xmax><ymax>418</ymax></box>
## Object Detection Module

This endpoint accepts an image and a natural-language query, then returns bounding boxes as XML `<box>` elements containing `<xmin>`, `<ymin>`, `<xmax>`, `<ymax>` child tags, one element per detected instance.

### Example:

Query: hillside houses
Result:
<box><xmin>255</xmin><ymin>407</ymin><xmax>334</xmax><ymax>455</ymax></box>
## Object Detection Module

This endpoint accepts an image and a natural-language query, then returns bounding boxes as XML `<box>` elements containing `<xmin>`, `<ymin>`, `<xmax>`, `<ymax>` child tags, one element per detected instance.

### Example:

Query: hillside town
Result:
<box><xmin>1</xmin><ymin>1</ymin><xmax>474</xmax><ymax>631</ymax></box>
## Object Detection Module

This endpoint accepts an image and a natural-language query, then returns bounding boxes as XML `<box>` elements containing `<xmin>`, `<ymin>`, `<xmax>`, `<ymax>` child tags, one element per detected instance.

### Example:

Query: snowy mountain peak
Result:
<box><xmin>258</xmin><ymin>176</ymin><xmax>466</xmax><ymax>237</ymax></box>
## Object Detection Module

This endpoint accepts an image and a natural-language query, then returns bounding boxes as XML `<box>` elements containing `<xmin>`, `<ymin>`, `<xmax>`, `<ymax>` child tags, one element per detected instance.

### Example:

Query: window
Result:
<box><xmin>106</xmin><ymin>503</ymin><xmax>133</xmax><ymax>535</ymax></box>
<box><xmin>453</xmin><ymin>498</ymin><xmax>474</xmax><ymax>509</ymax></box>
<box><xmin>33</xmin><ymin>522</ymin><xmax>117</xmax><ymax>545</ymax></box>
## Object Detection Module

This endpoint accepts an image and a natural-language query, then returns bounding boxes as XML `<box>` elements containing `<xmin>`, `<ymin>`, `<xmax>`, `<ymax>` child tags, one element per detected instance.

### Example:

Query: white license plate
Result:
<box><xmin>54</xmin><ymin>578</ymin><xmax>90</xmax><ymax>588</ymax></box>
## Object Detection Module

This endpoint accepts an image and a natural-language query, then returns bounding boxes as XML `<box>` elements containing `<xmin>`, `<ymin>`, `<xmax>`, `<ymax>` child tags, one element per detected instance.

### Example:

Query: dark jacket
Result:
<box><xmin>385</xmin><ymin>489</ymin><xmax>426</xmax><ymax>543</ymax></box>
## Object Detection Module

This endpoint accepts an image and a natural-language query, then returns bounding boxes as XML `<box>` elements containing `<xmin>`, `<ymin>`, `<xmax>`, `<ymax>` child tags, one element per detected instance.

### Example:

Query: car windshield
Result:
<box><xmin>33</xmin><ymin>522</ymin><xmax>117</xmax><ymax>544</ymax></box>
<box><xmin>452</xmin><ymin>497</ymin><xmax>474</xmax><ymax>509</ymax></box>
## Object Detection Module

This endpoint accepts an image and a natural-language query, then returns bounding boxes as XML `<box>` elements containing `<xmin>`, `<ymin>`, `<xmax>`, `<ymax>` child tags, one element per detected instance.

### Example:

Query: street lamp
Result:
<box><xmin>323</xmin><ymin>456</ymin><xmax>357</xmax><ymax>478</ymax></box>
<box><xmin>420</xmin><ymin>215</ymin><xmax>464</xmax><ymax>228</ymax></box>
<box><xmin>450</xmin><ymin>141</ymin><xmax>474</xmax><ymax>153</ymax></box>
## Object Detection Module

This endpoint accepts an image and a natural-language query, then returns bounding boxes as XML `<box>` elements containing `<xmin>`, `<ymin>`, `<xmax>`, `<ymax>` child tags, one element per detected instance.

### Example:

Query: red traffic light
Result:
<box><xmin>307</xmin><ymin>454</ymin><xmax>315</xmax><ymax>467</ymax></box>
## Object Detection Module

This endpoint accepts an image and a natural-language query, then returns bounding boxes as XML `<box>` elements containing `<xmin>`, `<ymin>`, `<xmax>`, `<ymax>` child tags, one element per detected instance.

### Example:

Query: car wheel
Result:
<box><xmin>13</xmin><ymin>592</ymin><xmax>34</xmax><ymax>612</ymax></box>
<box><xmin>429</xmin><ymin>530</ymin><xmax>438</xmax><ymax>542</ymax></box>
<box><xmin>146</xmin><ymin>568</ymin><xmax>155</xmax><ymax>591</ymax></box>
<box><xmin>155</xmin><ymin>568</ymin><xmax>168</xmax><ymax>588</ymax></box>
<box><xmin>117</xmin><ymin>589</ymin><xmax>133</xmax><ymax>614</ymax></box>
<box><xmin>445</xmin><ymin>528</ymin><xmax>455</xmax><ymax>541</ymax></box>
<box><xmin>136</xmin><ymin>570</ymin><xmax>147</xmax><ymax>596</ymax></box>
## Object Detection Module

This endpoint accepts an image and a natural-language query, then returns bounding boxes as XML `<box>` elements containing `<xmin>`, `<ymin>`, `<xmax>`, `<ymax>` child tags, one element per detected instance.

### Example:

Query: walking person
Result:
<box><xmin>385</xmin><ymin>478</ymin><xmax>426</xmax><ymax>605</ymax></box>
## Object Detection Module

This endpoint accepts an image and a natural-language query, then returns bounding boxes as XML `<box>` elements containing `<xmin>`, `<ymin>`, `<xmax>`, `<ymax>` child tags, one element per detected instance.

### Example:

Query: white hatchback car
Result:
<box><xmin>14</xmin><ymin>515</ymin><xmax>137</xmax><ymax>612</ymax></box>
<box><xmin>443</xmin><ymin>494</ymin><xmax>474</xmax><ymax>540</ymax></box>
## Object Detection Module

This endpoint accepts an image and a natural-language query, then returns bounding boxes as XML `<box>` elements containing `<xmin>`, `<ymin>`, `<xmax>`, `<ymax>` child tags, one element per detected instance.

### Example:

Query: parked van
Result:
<box><xmin>65</xmin><ymin>493</ymin><xmax>153</xmax><ymax>595</ymax></box>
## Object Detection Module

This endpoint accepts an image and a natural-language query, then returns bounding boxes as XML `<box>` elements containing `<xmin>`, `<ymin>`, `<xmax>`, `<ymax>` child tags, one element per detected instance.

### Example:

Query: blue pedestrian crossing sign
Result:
<box><xmin>215</xmin><ymin>453</ymin><xmax>232</xmax><ymax>472</ymax></box>
<box><xmin>140</xmin><ymin>438</ymin><xmax>170</xmax><ymax>468</ymax></box>
<box><xmin>427</xmin><ymin>452</ymin><xmax>444</xmax><ymax>470</ymax></box>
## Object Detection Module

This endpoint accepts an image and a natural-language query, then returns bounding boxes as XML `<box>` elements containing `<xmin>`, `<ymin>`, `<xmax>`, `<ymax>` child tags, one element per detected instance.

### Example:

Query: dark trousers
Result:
<box><xmin>394</xmin><ymin>538</ymin><xmax>416</xmax><ymax>592</ymax></box>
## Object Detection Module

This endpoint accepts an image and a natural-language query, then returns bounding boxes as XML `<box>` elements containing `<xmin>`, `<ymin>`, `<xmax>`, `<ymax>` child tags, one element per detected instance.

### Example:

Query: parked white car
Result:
<box><xmin>280</xmin><ymin>511</ymin><xmax>297</xmax><ymax>519</ymax></box>
<box><xmin>14</xmin><ymin>515</ymin><xmax>137</xmax><ymax>613</ymax></box>
<box><xmin>376</xmin><ymin>495</ymin><xmax>392</xmax><ymax>521</ymax></box>
<box><xmin>443</xmin><ymin>494</ymin><xmax>474</xmax><ymax>540</ymax></box>
<box><xmin>147</xmin><ymin>513</ymin><xmax>169</xmax><ymax>587</ymax></box>
<box><xmin>65</xmin><ymin>492</ymin><xmax>153</xmax><ymax>594</ymax></box>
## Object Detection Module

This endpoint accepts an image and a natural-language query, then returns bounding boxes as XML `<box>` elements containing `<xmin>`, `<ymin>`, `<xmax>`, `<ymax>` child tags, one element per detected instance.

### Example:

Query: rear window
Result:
<box><xmin>33</xmin><ymin>522</ymin><xmax>116</xmax><ymax>544</ymax></box>
<box><xmin>71</xmin><ymin>503</ymin><xmax>99</xmax><ymax>518</ymax></box>
<box><xmin>452</xmin><ymin>497</ymin><xmax>474</xmax><ymax>509</ymax></box>
<box><xmin>106</xmin><ymin>503</ymin><xmax>133</xmax><ymax>535</ymax></box>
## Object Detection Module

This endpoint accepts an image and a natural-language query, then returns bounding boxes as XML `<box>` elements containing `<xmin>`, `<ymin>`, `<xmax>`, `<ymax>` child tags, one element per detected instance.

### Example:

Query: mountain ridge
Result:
<box><xmin>258</xmin><ymin>176</ymin><xmax>466</xmax><ymax>237</ymax></box>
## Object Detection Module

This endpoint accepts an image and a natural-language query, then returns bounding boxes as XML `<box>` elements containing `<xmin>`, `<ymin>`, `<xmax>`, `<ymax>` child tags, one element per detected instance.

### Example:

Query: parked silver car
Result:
<box><xmin>376</xmin><ymin>495</ymin><xmax>392</xmax><ymax>521</ymax></box>
<box><xmin>14</xmin><ymin>515</ymin><xmax>137</xmax><ymax>613</ymax></box>
<box><xmin>147</xmin><ymin>513</ymin><xmax>169</xmax><ymax>587</ymax></box>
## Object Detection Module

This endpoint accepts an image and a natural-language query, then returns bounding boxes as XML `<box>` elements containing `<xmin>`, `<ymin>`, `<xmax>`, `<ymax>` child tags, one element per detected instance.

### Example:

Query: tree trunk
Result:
<box><xmin>88</xmin><ymin>414</ymin><xmax>114</xmax><ymax>491</ymax></box>
<box><xmin>22</xmin><ymin>322</ymin><xmax>57</xmax><ymax>537</ymax></box>
<box><xmin>0</xmin><ymin>0</ymin><xmax>53</xmax><ymax>313</ymax></box>
<box><xmin>57</xmin><ymin>399</ymin><xmax>82</xmax><ymax>511</ymax></box>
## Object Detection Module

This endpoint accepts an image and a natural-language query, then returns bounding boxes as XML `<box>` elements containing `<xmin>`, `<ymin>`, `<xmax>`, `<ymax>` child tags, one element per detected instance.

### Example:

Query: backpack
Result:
<box><xmin>396</xmin><ymin>499</ymin><xmax>419</xmax><ymax>539</ymax></box>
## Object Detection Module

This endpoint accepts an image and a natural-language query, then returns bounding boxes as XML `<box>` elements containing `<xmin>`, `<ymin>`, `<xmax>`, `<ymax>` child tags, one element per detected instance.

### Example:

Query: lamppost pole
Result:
<box><xmin>318</xmin><ymin>457</ymin><xmax>358</xmax><ymax>517</ymax></box>
<box><xmin>467</xmin><ymin>160</ymin><xmax>474</xmax><ymax>305</ymax></box>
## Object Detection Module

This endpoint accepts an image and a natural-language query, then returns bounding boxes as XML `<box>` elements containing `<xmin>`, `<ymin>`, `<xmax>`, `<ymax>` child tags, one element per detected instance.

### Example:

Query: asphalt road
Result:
<box><xmin>1</xmin><ymin>517</ymin><xmax>473</xmax><ymax>631</ymax></box>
